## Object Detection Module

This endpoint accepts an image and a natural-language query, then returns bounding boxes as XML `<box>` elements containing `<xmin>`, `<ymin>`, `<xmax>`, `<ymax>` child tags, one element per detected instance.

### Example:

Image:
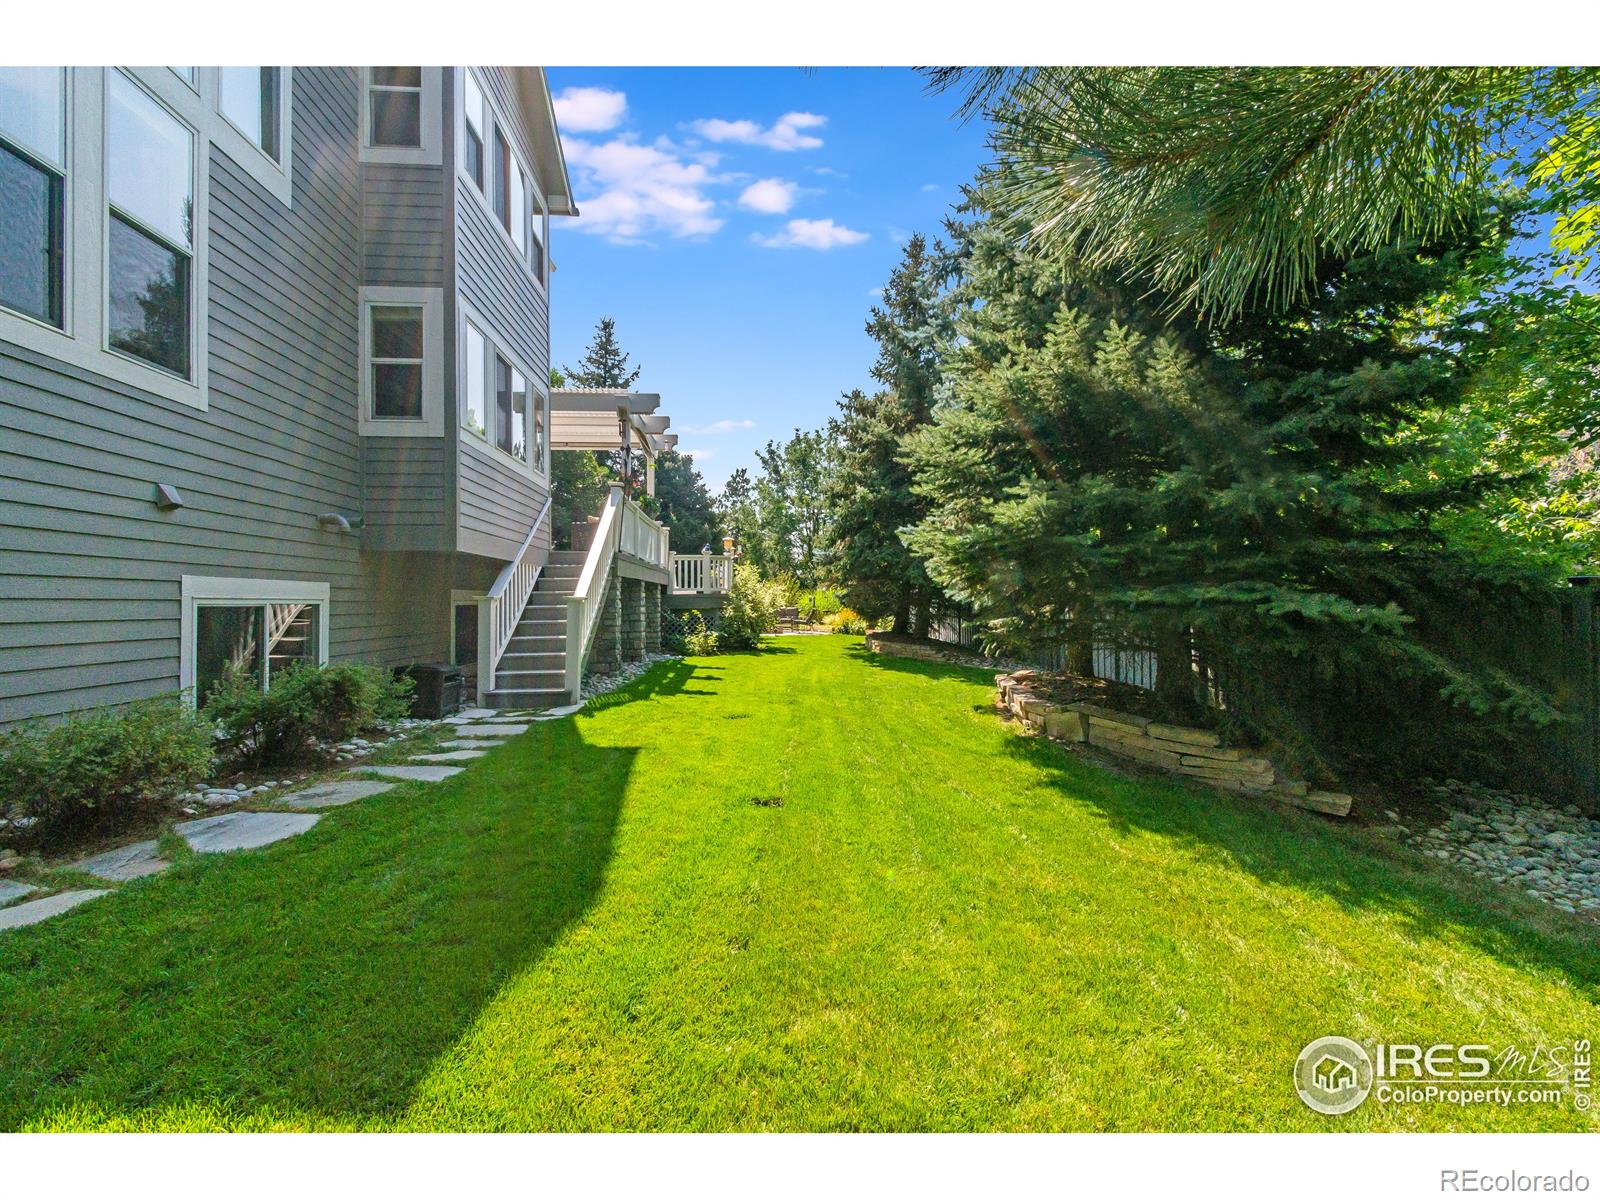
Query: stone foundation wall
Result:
<box><xmin>590</xmin><ymin>573</ymin><xmax>623</xmax><ymax>673</ymax></box>
<box><xmin>997</xmin><ymin>670</ymin><xmax>1352</xmax><ymax>817</ymax></box>
<box><xmin>644</xmin><ymin>584</ymin><xmax>663</xmax><ymax>654</ymax></box>
<box><xmin>621</xmin><ymin>578</ymin><xmax>646</xmax><ymax>661</ymax></box>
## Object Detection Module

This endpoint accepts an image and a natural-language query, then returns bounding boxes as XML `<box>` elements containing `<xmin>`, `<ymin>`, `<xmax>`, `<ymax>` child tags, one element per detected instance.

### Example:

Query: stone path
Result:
<box><xmin>72</xmin><ymin>840</ymin><xmax>168</xmax><ymax>882</ymax></box>
<box><xmin>0</xmin><ymin>879</ymin><xmax>38</xmax><ymax>907</ymax></box>
<box><xmin>177</xmin><ymin>812</ymin><xmax>321</xmax><ymax>853</ymax></box>
<box><xmin>451</xmin><ymin>723</ymin><xmax>528</xmax><ymax>738</ymax></box>
<box><xmin>277</xmin><ymin>780</ymin><xmax>396</xmax><ymax>810</ymax></box>
<box><xmin>349</xmin><ymin>764</ymin><xmax>464</xmax><ymax>783</ymax></box>
<box><xmin>4</xmin><ymin>708</ymin><xmax>533</xmax><ymax>935</ymax></box>
<box><xmin>0</xmin><ymin>889</ymin><xmax>109</xmax><ymax>931</ymax></box>
<box><xmin>533</xmin><ymin>702</ymin><xmax>585</xmax><ymax>721</ymax></box>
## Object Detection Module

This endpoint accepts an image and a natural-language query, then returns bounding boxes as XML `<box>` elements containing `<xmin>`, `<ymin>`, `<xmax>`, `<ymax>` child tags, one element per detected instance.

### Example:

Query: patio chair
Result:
<box><xmin>776</xmin><ymin>606</ymin><xmax>801</xmax><ymax>631</ymax></box>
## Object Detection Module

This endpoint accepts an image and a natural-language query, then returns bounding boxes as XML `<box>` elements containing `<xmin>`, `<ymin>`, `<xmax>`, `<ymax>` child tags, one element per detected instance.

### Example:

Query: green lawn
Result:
<box><xmin>1</xmin><ymin>636</ymin><xmax>1595</xmax><ymax>1131</ymax></box>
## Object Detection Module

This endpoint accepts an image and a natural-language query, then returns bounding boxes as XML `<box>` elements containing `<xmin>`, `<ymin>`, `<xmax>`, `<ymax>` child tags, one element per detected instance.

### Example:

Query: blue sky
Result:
<box><xmin>545</xmin><ymin>67</ymin><xmax>989</xmax><ymax>490</ymax></box>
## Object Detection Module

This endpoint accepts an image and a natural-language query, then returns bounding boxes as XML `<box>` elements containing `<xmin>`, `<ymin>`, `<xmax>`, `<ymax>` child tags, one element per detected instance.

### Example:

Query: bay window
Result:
<box><xmin>0</xmin><ymin>68</ymin><xmax>65</xmax><ymax>327</ymax></box>
<box><xmin>492</xmin><ymin>127</ymin><xmax>511</xmax><ymax>231</ymax></box>
<box><xmin>106</xmin><ymin>71</ymin><xmax>193</xmax><ymax>378</ymax></box>
<box><xmin>458</xmin><ymin>308</ymin><xmax>540</xmax><ymax>472</ymax></box>
<box><xmin>510</xmin><ymin>163</ymin><xmax>527</xmax><ymax>254</ymax></box>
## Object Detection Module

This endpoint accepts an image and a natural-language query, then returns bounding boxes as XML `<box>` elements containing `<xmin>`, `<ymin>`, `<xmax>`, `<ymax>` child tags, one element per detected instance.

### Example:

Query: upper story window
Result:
<box><xmin>367</xmin><ymin>67</ymin><xmax>421</xmax><ymax>147</ymax></box>
<box><xmin>106</xmin><ymin>70</ymin><xmax>193</xmax><ymax>378</ymax></box>
<box><xmin>458</xmin><ymin>308</ymin><xmax>542</xmax><ymax>474</ymax></box>
<box><xmin>462</xmin><ymin>70</ymin><xmax>486</xmax><ymax>190</ymax></box>
<box><xmin>0</xmin><ymin>68</ymin><xmax>66</xmax><ymax>328</ymax></box>
<box><xmin>359</xmin><ymin>286</ymin><xmax>443</xmax><ymax>436</ymax></box>
<box><xmin>219</xmin><ymin>67</ymin><xmax>281</xmax><ymax>161</ymax></box>
<box><xmin>530</xmin><ymin>190</ymin><xmax>546</xmax><ymax>281</ymax></box>
<box><xmin>510</xmin><ymin>162</ymin><xmax>527</xmax><ymax>254</ymax></box>
<box><xmin>491</xmin><ymin>127</ymin><xmax>511</xmax><ymax>229</ymax></box>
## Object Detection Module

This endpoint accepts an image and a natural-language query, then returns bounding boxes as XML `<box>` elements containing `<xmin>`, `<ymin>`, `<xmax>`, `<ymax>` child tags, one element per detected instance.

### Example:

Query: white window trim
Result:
<box><xmin>453</xmin><ymin>67</ymin><xmax>547</xmax><ymax>295</ymax></box>
<box><xmin>208</xmin><ymin>67</ymin><xmax>294</xmax><ymax>205</ymax></box>
<box><xmin>359</xmin><ymin>67</ymin><xmax>441</xmax><ymax>166</ymax></box>
<box><xmin>179</xmin><ymin>575</ymin><xmax>331</xmax><ymax>705</ymax></box>
<box><xmin>0</xmin><ymin>68</ymin><xmax>212</xmax><ymax>410</ymax></box>
<box><xmin>359</xmin><ymin>285</ymin><xmax>444</xmax><ymax>437</ymax></box>
<box><xmin>455</xmin><ymin>292</ymin><xmax>546</xmax><ymax>481</ymax></box>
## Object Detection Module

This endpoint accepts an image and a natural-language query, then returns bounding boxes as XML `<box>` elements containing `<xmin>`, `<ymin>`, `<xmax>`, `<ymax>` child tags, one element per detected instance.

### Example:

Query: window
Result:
<box><xmin>359</xmin><ymin>286</ymin><xmax>443</xmax><ymax>435</ymax></box>
<box><xmin>368</xmin><ymin>305</ymin><xmax>424</xmax><ymax>419</ymax></box>
<box><xmin>219</xmin><ymin>67</ymin><xmax>281</xmax><ymax>161</ymax></box>
<box><xmin>0</xmin><ymin>68</ymin><xmax>65</xmax><ymax>327</ymax></box>
<box><xmin>462</xmin><ymin>70</ymin><xmax>486</xmax><ymax>189</ymax></box>
<box><xmin>463</xmin><ymin>321</ymin><xmax>487</xmax><ymax>438</ymax></box>
<box><xmin>529</xmin><ymin>191</ymin><xmax>546</xmax><ymax>281</ymax></box>
<box><xmin>106</xmin><ymin>71</ymin><xmax>193</xmax><ymax>378</ymax></box>
<box><xmin>492</xmin><ymin>127</ymin><xmax>511</xmax><ymax>230</ymax></box>
<box><xmin>510</xmin><ymin>164</ymin><xmax>527</xmax><ymax>254</ymax></box>
<box><xmin>181</xmin><ymin>577</ymin><xmax>329</xmax><ymax>707</ymax></box>
<box><xmin>367</xmin><ymin>67</ymin><xmax>421</xmax><ymax>148</ymax></box>
<box><xmin>459</xmin><ymin>307</ymin><xmax>539</xmax><ymax>471</ymax></box>
<box><xmin>493</xmin><ymin>355</ymin><xmax>527</xmax><ymax>461</ymax></box>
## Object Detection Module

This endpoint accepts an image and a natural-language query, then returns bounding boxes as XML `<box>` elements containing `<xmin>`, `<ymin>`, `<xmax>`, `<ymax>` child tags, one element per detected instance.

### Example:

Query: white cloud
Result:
<box><xmin>680</xmin><ymin>419</ymin><xmax>755</xmax><ymax>435</ymax></box>
<box><xmin>677</xmin><ymin>448</ymin><xmax>715</xmax><ymax>461</ymax></box>
<box><xmin>920</xmin><ymin>182</ymin><xmax>940</xmax><ymax>193</ymax></box>
<box><xmin>754</xmin><ymin>218</ymin><xmax>869</xmax><ymax>251</ymax></box>
<box><xmin>738</xmin><ymin>178</ymin><xmax>799</xmax><ymax>214</ymax></box>
<box><xmin>690</xmin><ymin>112</ymin><xmax>826</xmax><ymax>151</ymax></box>
<box><xmin>563</xmin><ymin>136</ymin><xmax>725</xmax><ymax>242</ymax></box>
<box><xmin>552</xmin><ymin>87</ymin><xmax>627</xmax><ymax>134</ymax></box>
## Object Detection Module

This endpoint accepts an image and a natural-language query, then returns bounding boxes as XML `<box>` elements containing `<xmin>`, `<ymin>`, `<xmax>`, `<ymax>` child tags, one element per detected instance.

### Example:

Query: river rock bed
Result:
<box><xmin>1387</xmin><ymin>779</ymin><xmax>1600</xmax><ymax>915</ymax></box>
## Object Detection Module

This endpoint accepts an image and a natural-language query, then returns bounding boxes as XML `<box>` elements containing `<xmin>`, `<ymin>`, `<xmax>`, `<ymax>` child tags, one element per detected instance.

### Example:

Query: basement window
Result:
<box><xmin>181</xmin><ymin>577</ymin><xmax>330</xmax><ymax>708</ymax></box>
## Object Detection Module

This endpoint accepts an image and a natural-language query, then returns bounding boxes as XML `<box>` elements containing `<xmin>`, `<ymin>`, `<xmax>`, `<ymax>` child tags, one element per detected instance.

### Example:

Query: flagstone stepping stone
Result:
<box><xmin>412</xmin><ymin>749</ymin><xmax>488</xmax><ymax>763</ymax></box>
<box><xmin>0</xmin><ymin>889</ymin><xmax>109</xmax><ymax>931</ymax></box>
<box><xmin>439</xmin><ymin>738</ymin><xmax>499</xmax><ymax>750</ymax></box>
<box><xmin>451</xmin><ymin>723</ymin><xmax>528</xmax><ymax>738</ymax></box>
<box><xmin>0</xmin><ymin>879</ymin><xmax>38</xmax><ymax>908</ymax></box>
<box><xmin>71</xmin><ymin>840</ymin><xmax>168</xmax><ymax>882</ymax></box>
<box><xmin>444</xmin><ymin>708</ymin><xmax>499</xmax><ymax>724</ymax></box>
<box><xmin>277</xmin><ymin>780</ymin><xmax>396</xmax><ymax>810</ymax></box>
<box><xmin>176</xmin><ymin>811</ymin><xmax>320</xmax><ymax>854</ymax></box>
<box><xmin>533</xmin><ymin>702</ymin><xmax>585</xmax><ymax>720</ymax></box>
<box><xmin>348</xmin><ymin>764</ymin><xmax>464</xmax><ymax>783</ymax></box>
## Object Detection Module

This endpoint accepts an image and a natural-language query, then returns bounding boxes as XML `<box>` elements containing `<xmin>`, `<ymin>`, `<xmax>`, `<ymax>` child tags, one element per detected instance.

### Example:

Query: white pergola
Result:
<box><xmin>549</xmin><ymin>388</ymin><xmax>678</xmax><ymax>495</ymax></box>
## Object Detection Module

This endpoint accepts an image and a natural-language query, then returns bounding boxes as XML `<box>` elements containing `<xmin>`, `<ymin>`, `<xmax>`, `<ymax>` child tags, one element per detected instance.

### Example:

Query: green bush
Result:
<box><xmin>719</xmin><ymin>564</ymin><xmax>785</xmax><ymax>649</ymax></box>
<box><xmin>682</xmin><ymin>610</ymin><xmax>720</xmax><ymax>655</ymax></box>
<box><xmin>825</xmin><ymin>607</ymin><xmax>868</xmax><ymax>634</ymax></box>
<box><xmin>0</xmin><ymin>698</ymin><xmax>214</xmax><ymax>846</ymax></box>
<box><xmin>207</xmin><ymin>662</ymin><xmax>413</xmax><ymax>768</ymax></box>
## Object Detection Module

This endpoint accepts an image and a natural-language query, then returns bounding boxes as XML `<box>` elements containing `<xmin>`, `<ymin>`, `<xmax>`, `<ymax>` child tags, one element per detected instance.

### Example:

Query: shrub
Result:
<box><xmin>0</xmin><ymin>698</ymin><xmax>214</xmax><ymax>847</ymax></box>
<box><xmin>207</xmin><ymin>662</ymin><xmax>413</xmax><ymax>768</ymax></box>
<box><xmin>682</xmin><ymin>610</ymin><xmax>721</xmax><ymax>655</ymax></box>
<box><xmin>720</xmin><ymin>564</ymin><xmax>785</xmax><ymax>649</ymax></box>
<box><xmin>825</xmin><ymin>607</ymin><xmax>868</xmax><ymax>635</ymax></box>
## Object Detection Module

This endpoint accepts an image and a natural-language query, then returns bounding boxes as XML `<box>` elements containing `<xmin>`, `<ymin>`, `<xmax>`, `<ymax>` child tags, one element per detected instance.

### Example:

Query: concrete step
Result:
<box><xmin>546</xmin><ymin>550</ymin><xmax>587</xmax><ymax>564</ymax></box>
<box><xmin>514</xmin><ymin>619</ymin><xmax>565</xmax><ymax>638</ymax></box>
<box><xmin>542</xmin><ymin>563</ymin><xmax>583</xmax><ymax>577</ymax></box>
<box><xmin>498</xmin><ymin>651</ymin><xmax>564</xmax><ymax>671</ymax></box>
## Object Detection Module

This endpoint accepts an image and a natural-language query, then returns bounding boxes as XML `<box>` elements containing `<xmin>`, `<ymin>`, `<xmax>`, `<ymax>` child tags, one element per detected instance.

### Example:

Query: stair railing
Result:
<box><xmin>476</xmin><ymin>495</ymin><xmax>553</xmax><ymax>705</ymax></box>
<box><xmin>563</xmin><ymin>483</ymin><xmax>625</xmax><ymax>703</ymax></box>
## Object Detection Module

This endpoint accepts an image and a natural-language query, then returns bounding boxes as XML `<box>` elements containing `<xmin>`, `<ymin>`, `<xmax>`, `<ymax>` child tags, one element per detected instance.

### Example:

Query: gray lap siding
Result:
<box><xmin>0</xmin><ymin>67</ymin><xmax>451</xmax><ymax>725</ymax></box>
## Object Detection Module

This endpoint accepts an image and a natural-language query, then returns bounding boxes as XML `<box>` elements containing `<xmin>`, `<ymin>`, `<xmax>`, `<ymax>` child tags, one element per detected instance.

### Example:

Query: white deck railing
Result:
<box><xmin>671</xmin><ymin>553</ymin><xmax>733</xmax><ymax>594</ymax></box>
<box><xmin>476</xmin><ymin>496</ymin><xmax>552</xmax><ymax>705</ymax></box>
<box><xmin>563</xmin><ymin>485</ymin><xmax>624</xmax><ymax>702</ymax></box>
<box><xmin>620</xmin><ymin>493</ymin><xmax>670</xmax><ymax>568</ymax></box>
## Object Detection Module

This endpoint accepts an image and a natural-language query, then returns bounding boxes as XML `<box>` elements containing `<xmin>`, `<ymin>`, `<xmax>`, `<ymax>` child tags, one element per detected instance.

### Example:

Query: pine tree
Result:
<box><xmin>562</xmin><ymin>317</ymin><xmax>642</xmax><ymax>390</ymax></box>
<box><xmin>903</xmin><ymin>193</ymin><xmax>1558</xmax><ymax>781</ymax></box>
<box><xmin>827</xmin><ymin>234</ymin><xmax>948</xmax><ymax>634</ymax></box>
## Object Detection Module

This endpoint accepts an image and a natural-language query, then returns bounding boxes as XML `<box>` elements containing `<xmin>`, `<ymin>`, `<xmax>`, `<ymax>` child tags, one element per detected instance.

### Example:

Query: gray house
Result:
<box><xmin>0</xmin><ymin>66</ymin><xmax>687</xmax><ymax>723</ymax></box>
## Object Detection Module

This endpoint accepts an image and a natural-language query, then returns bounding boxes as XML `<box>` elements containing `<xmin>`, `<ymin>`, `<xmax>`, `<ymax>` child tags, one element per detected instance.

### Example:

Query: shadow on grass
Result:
<box><xmin>0</xmin><ymin>717</ymin><xmax>638</xmax><ymax>1129</ymax></box>
<box><xmin>852</xmin><ymin>641</ymin><xmax>1600</xmax><ymax>998</ymax></box>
